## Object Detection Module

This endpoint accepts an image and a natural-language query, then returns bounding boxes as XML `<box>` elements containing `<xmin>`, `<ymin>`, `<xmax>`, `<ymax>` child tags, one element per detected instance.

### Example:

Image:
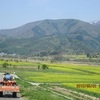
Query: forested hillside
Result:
<box><xmin>0</xmin><ymin>19</ymin><xmax>100</xmax><ymax>56</ymax></box>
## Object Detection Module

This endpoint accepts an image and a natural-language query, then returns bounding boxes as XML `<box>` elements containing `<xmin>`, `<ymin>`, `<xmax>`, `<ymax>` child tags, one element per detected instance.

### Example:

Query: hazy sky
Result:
<box><xmin>0</xmin><ymin>0</ymin><xmax>100</xmax><ymax>29</ymax></box>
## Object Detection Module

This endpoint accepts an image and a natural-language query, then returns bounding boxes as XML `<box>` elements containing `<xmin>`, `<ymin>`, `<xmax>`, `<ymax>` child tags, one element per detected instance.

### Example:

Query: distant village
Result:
<box><xmin>0</xmin><ymin>52</ymin><xmax>18</xmax><ymax>57</ymax></box>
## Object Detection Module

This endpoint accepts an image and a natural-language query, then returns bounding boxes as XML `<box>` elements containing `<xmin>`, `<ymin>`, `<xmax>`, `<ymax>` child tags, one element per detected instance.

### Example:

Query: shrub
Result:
<box><xmin>2</xmin><ymin>62</ymin><xmax>9</xmax><ymax>68</ymax></box>
<box><xmin>42</xmin><ymin>64</ymin><xmax>49</xmax><ymax>69</ymax></box>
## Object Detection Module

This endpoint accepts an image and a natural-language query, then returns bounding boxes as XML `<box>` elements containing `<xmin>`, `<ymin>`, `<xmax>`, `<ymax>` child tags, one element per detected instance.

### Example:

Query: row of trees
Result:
<box><xmin>2</xmin><ymin>61</ymin><xmax>49</xmax><ymax>70</ymax></box>
<box><xmin>86</xmin><ymin>53</ymin><xmax>100</xmax><ymax>58</ymax></box>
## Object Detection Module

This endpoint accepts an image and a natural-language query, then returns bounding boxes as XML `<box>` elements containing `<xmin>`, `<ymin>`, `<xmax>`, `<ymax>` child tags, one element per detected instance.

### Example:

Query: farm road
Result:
<box><xmin>0</xmin><ymin>73</ymin><xmax>22</xmax><ymax>100</ymax></box>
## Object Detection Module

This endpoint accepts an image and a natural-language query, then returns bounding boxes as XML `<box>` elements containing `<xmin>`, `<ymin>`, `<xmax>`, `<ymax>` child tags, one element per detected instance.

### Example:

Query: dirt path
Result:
<box><xmin>29</xmin><ymin>82</ymin><xmax>100</xmax><ymax>100</ymax></box>
<box><xmin>49</xmin><ymin>86</ymin><xmax>100</xmax><ymax>100</ymax></box>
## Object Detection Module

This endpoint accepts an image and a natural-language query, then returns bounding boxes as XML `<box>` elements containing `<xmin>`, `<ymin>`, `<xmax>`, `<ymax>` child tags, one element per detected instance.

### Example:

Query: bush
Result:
<box><xmin>42</xmin><ymin>64</ymin><xmax>49</xmax><ymax>69</ymax></box>
<box><xmin>2</xmin><ymin>62</ymin><xmax>9</xmax><ymax>68</ymax></box>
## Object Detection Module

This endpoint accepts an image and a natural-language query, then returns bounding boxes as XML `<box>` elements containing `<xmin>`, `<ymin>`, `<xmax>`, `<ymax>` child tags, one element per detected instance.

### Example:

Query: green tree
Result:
<box><xmin>2</xmin><ymin>62</ymin><xmax>9</xmax><ymax>68</ymax></box>
<box><xmin>42</xmin><ymin>64</ymin><xmax>49</xmax><ymax>70</ymax></box>
<box><xmin>38</xmin><ymin>65</ymin><xmax>40</xmax><ymax>69</ymax></box>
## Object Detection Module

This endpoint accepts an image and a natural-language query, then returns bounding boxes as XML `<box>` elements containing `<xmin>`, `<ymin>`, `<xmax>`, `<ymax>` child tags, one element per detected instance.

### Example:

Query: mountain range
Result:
<box><xmin>90</xmin><ymin>20</ymin><xmax>100</xmax><ymax>28</ymax></box>
<box><xmin>0</xmin><ymin>19</ymin><xmax>100</xmax><ymax>56</ymax></box>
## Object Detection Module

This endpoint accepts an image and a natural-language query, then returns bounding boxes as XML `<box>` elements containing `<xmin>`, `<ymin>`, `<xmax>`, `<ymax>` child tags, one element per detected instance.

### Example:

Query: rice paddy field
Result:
<box><xmin>0</xmin><ymin>58</ymin><xmax>100</xmax><ymax>99</ymax></box>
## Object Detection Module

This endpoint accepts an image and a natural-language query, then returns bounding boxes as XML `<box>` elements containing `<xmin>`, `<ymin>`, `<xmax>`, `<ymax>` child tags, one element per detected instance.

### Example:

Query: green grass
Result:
<box><xmin>17</xmin><ymin>79</ymin><xmax>68</xmax><ymax>100</ymax></box>
<box><xmin>0</xmin><ymin>59</ymin><xmax>100</xmax><ymax>99</ymax></box>
<box><xmin>61</xmin><ymin>83</ymin><xmax>100</xmax><ymax>98</ymax></box>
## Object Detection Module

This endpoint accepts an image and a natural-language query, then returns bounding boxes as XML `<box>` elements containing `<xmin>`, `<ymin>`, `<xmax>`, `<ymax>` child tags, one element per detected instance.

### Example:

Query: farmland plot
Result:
<box><xmin>0</xmin><ymin>59</ymin><xmax>100</xmax><ymax>99</ymax></box>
